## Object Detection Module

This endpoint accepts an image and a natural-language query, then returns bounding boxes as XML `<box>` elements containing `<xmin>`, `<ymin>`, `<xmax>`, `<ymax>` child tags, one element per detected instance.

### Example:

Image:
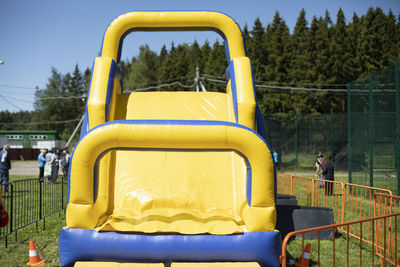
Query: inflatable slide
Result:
<box><xmin>59</xmin><ymin>11</ymin><xmax>281</xmax><ymax>267</ymax></box>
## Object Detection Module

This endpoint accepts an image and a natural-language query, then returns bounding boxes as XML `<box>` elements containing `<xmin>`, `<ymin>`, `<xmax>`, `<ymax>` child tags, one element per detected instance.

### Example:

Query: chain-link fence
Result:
<box><xmin>264</xmin><ymin>112</ymin><xmax>348</xmax><ymax>171</ymax></box>
<box><xmin>348</xmin><ymin>61</ymin><xmax>400</xmax><ymax>193</ymax></box>
<box><xmin>263</xmin><ymin>61</ymin><xmax>400</xmax><ymax>194</ymax></box>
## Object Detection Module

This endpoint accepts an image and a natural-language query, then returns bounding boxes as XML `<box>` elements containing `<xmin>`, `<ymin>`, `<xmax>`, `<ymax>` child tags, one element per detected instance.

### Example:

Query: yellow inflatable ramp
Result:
<box><xmin>59</xmin><ymin>11</ymin><xmax>281</xmax><ymax>267</ymax></box>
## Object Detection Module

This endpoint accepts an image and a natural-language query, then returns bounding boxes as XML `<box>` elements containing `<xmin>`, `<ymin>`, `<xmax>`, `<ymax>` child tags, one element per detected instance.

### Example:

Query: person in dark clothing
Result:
<box><xmin>50</xmin><ymin>148</ymin><xmax>61</xmax><ymax>183</ymax></box>
<box><xmin>322</xmin><ymin>157</ymin><xmax>334</xmax><ymax>196</ymax></box>
<box><xmin>0</xmin><ymin>144</ymin><xmax>11</xmax><ymax>193</ymax></box>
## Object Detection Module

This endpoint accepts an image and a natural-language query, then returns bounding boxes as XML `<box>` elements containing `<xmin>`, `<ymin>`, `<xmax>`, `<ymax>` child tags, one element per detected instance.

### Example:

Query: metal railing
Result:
<box><xmin>0</xmin><ymin>178</ymin><xmax>68</xmax><ymax>247</ymax></box>
<box><xmin>373</xmin><ymin>193</ymin><xmax>400</xmax><ymax>266</ymax></box>
<box><xmin>277</xmin><ymin>173</ymin><xmax>394</xmax><ymax>254</ymax></box>
<box><xmin>281</xmin><ymin>212</ymin><xmax>400</xmax><ymax>266</ymax></box>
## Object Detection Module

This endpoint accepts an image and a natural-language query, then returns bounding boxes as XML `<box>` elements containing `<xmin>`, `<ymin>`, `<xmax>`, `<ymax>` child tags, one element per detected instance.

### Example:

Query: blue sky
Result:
<box><xmin>0</xmin><ymin>0</ymin><xmax>399</xmax><ymax>112</ymax></box>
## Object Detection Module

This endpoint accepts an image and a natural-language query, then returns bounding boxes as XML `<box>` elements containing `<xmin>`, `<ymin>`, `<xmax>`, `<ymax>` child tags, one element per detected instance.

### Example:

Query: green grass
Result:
<box><xmin>1</xmin><ymin>173</ymin><xmax>399</xmax><ymax>266</ymax></box>
<box><xmin>286</xmin><ymin>233</ymin><xmax>382</xmax><ymax>266</ymax></box>
<box><xmin>0</xmin><ymin>212</ymin><xmax>66</xmax><ymax>267</ymax></box>
<box><xmin>0</xmin><ymin>175</ymin><xmax>67</xmax><ymax>266</ymax></box>
<box><xmin>9</xmin><ymin>175</ymin><xmax>37</xmax><ymax>181</ymax></box>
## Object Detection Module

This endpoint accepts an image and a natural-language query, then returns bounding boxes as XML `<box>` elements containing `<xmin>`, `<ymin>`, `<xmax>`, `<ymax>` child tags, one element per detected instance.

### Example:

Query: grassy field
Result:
<box><xmin>281</xmin><ymin>151</ymin><xmax>399</xmax><ymax>195</ymax></box>
<box><xmin>1</xmin><ymin>173</ymin><xmax>398</xmax><ymax>266</ymax></box>
<box><xmin>286</xmin><ymin>233</ymin><xmax>382</xmax><ymax>266</ymax></box>
<box><xmin>0</xmin><ymin>212</ymin><xmax>65</xmax><ymax>266</ymax></box>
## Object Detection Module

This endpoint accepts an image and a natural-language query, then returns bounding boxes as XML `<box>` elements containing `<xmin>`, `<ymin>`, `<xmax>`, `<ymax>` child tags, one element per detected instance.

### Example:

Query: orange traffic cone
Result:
<box><xmin>294</xmin><ymin>243</ymin><xmax>311</xmax><ymax>267</ymax></box>
<box><xmin>26</xmin><ymin>240</ymin><xmax>45</xmax><ymax>266</ymax></box>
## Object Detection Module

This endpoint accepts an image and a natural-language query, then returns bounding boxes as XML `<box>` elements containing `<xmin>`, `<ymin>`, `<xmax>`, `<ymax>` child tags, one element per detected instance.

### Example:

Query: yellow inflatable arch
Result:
<box><xmin>59</xmin><ymin>11</ymin><xmax>281</xmax><ymax>267</ymax></box>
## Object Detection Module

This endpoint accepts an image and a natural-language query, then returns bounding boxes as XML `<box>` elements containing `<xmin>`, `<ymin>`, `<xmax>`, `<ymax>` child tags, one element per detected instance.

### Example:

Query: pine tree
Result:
<box><xmin>247</xmin><ymin>18</ymin><xmax>267</xmax><ymax>80</ymax></box>
<box><xmin>199</xmin><ymin>41</ymin><xmax>212</xmax><ymax>73</ymax></box>
<box><xmin>330</xmin><ymin>8</ymin><xmax>353</xmax><ymax>84</ymax></box>
<box><xmin>157</xmin><ymin>45</ymin><xmax>169</xmax><ymax>84</ymax></box>
<box><xmin>34</xmin><ymin>66</ymin><xmax>86</xmax><ymax>139</ymax></box>
<box><xmin>359</xmin><ymin>7</ymin><xmax>387</xmax><ymax>74</ymax></box>
<box><xmin>125</xmin><ymin>45</ymin><xmax>158</xmax><ymax>90</ymax></box>
<box><xmin>242</xmin><ymin>24</ymin><xmax>251</xmax><ymax>50</ymax></box>
<box><xmin>188</xmin><ymin>40</ymin><xmax>201</xmax><ymax>73</ymax></box>
<box><xmin>289</xmin><ymin>8</ymin><xmax>310</xmax><ymax>82</ymax></box>
<box><xmin>348</xmin><ymin>13</ymin><xmax>362</xmax><ymax>79</ymax></box>
<box><xmin>313</xmin><ymin>17</ymin><xmax>331</xmax><ymax>83</ymax></box>
<box><xmin>264</xmin><ymin>11</ymin><xmax>291</xmax><ymax>82</ymax></box>
<box><xmin>204</xmin><ymin>41</ymin><xmax>226</xmax><ymax>76</ymax></box>
<box><xmin>383</xmin><ymin>9</ymin><xmax>398</xmax><ymax>65</ymax></box>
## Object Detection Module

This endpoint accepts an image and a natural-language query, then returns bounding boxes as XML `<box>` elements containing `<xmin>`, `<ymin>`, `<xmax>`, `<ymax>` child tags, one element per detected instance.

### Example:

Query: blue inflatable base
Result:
<box><xmin>59</xmin><ymin>228</ymin><xmax>282</xmax><ymax>267</ymax></box>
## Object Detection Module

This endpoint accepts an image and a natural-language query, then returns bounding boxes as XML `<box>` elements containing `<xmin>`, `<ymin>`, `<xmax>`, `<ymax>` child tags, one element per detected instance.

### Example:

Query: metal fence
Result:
<box><xmin>278</xmin><ymin>172</ymin><xmax>400</xmax><ymax>266</ymax></box>
<box><xmin>281</xmin><ymin>212</ymin><xmax>400</xmax><ymax>266</ymax></box>
<box><xmin>0</xmin><ymin>178</ymin><xmax>68</xmax><ymax>247</ymax></box>
<box><xmin>348</xmin><ymin>61</ymin><xmax>400</xmax><ymax>192</ymax></box>
<box><xmin>264</xmin><ymin>62</ymin><xmax>400</xmax><ymax>195</ymax></box>
<box><xmin>277</xmin><ymin>173</ymin><xmax>393</xmax><ymax>246</ymax></box>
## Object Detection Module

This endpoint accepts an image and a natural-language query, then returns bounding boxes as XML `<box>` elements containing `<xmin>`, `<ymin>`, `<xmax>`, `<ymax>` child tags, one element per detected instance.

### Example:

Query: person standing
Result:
<box><xmin>0</xmin><ymin>186</ymin><xmax>4</xmax><ymax>212</ymax></box>
<box><xmin>0</xmin><ymin>185</ymin><xmax>8</xmax><ymax>228</ymax></box>
<box><xmin>50</xmin><ymin>148</ymin><xmax>61</xmax><ymax>183</ymax></box>
<box><xmin>322</xmin><ymin>157</ymin><xmax>334</xmax><ymax>196</ymax></box>
<box><xmin>0</xmin><ymin>144</ymin><xmax>11</xmax><ymax>193</ymax></box>
<box><xmin>45</xmin><ymin>148</ymin><xmax>54</xmax><ymax>183</ymax></box>
<box><xmin>38</xmin><ymin>149</ymin><xmax>47</xmax><ymax>182</ymax></box>
<box><xmin>315</xmin><ymin>152</ymin><xmax>324</xmax><ymax>179</ymax></box>
<box><xmin>272</xmin><ymin>150</ymin><xmax>279</xmax><ymax>170</ymax></box>
<box><xmin>60</xmin><ymin>148</ymin><xmax>70</xmax><ymax>180</ymax></box>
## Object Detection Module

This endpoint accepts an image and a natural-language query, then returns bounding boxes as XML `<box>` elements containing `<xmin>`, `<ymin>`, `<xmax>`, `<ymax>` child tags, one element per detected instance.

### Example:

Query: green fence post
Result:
<box><xmin>395</xmin><ymin>61</ymin><xmax>400</xmax><ymax>194</ymax></box>
<box><xmin>347</xmin><ymin>82</ymin><xmax>352</xmax><ymax>183</ymax></box>
<box><xmin>369</xmin><ymin>74</ymin><xmax>374</xmax><ymax>187</ymax></box>
<box><xmin>295</xmin><ymin>109</ymin><xmax>299</xmax><ymax>168</ymax></box>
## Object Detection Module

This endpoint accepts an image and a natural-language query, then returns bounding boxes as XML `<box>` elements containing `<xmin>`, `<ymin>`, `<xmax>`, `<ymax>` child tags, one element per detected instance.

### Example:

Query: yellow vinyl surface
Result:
<box><xmin>98</xmin><ymin>150</ymin><xmax>247</xmax><ymax>234</ymax></box>
<box><xmin>66</xmin><ymin>11</ymin><xmax>276</xmax><ymax>236</ymax></box>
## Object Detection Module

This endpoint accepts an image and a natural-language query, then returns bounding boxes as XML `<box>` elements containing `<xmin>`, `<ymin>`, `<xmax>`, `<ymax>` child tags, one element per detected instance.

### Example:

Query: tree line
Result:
<box><xmin>1</xmin><ymin>7</ymin><xmax>399</xmax><ymax>140</ymax></box>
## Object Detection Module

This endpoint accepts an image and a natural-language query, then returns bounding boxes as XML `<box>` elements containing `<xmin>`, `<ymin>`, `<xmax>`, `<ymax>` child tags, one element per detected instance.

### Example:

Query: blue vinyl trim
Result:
<box><xmin>79</xmin><ymin>111</ymin><xmax>89</xmax><ymax>139</ymax></box>
<box><xmin>105</xmin><ymin>60</ymin><xmax>117</xmax><ymax>122</ymax></box>
<box><xmin>98</xmin><ymin>28</ymin><xmax>107</xmax><ymax>57</ymax></box>
<box><xmin>70</xmin><ymin>59</ymin><xmax>96</xmax><ymax>202</ymax></box>
<box><xmin>244</xmin><ymin>156</ymin><xmax>252</xmax><ymax>206</ymax></box>
<box><xmin>248</xmin><ymin>61</ymin><xmax>276</xmax><ymax>204</ymax></box>
<box><xmin>255</xmin><ymin>105</ymin><xmax>266</xmax><ymax>140</ymax></box>
<box><xmin>80</xmin><ymin>60</ymin><xmax>92</xmax><ymax>140</ymax></box>
<box><xmin>81</xmin><ymin>60</ymin><xmax>96</xmax><ymax>139</ymax></box>
<box><xmin>59</xmin><ymin>228</ymin><xmax>281</xmax><ymax>267</ymax></box>
<box><xmin>249</xmin><ymin>61</ymin><xmax>257</xmax><ymax>102</ymax></box>
<box><xmin>226</xmin><ymin>62</ymin><xmax>238</xmax><ymax>123</ymax></box>
<box><xmin>67</xmin><ymin>144</ymin><xmax>77</xmax><ymax>203</ymax></box>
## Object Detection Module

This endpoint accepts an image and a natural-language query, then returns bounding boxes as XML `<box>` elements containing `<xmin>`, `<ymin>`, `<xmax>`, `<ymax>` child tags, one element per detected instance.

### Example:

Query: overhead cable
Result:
<box><xmin>126</xmin><ymin>81</ymin><xmax>196</xmax><ymax>92</ymax></box>
<box><xmin>123</xmin><ymin>75</ymin><xmax>195</xmax><ymax>89</ymax></box>
<box><xmin>0</xmin><ymin>118</ymin><xmax>82</xmax><ymax>126</ymax></box>
<box><xmin>0</xmin><ymin>96</ymin><xmax>23</xmax><ymax>111</ymax></box>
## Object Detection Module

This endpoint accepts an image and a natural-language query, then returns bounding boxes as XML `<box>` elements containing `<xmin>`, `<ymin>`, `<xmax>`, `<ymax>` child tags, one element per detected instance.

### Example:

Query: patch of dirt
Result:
<box><xmin>9</xmin><ymin>160</ymin><xmax>39</xmax><ymax>176</ymax></box>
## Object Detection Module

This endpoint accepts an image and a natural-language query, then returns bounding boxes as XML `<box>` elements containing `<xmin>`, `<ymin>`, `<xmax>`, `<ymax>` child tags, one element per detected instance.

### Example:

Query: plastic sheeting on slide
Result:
<box><xmin>97</xmin><ymin>150</ymin><xmax>248</xmax><ymax>234</ymax></box>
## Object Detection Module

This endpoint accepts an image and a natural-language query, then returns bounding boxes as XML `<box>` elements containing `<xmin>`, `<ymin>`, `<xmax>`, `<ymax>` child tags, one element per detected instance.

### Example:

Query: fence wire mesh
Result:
<box><xmin>263</xmin><ymin>61</ymin><xmax>400</xmax><ymax>195</ymax></box>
